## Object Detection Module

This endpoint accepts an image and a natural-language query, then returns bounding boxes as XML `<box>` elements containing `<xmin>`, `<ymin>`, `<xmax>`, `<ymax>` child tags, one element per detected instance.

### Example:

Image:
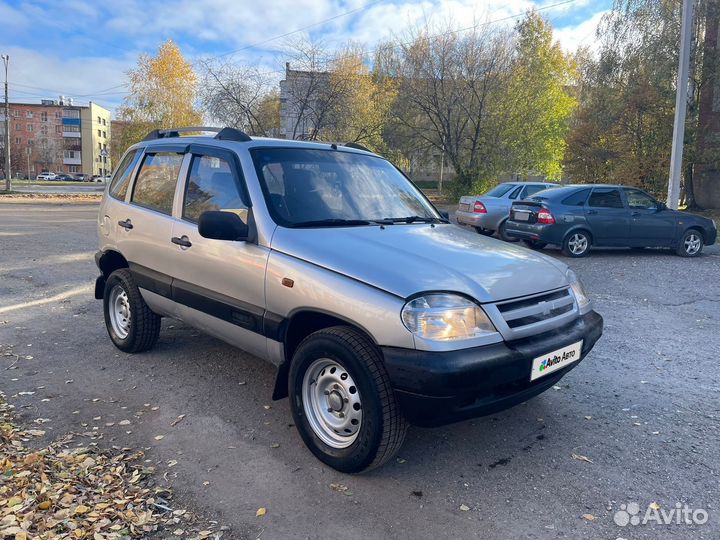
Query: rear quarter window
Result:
<box><xmin>561</xmin><ymin>188</ymin><xmax>591</xmax><ymax>206</ymax></box>
<box><xmin>109</xmin><ymin>149</ymin><xmax>141</xmax><ymax>201</ymax></box>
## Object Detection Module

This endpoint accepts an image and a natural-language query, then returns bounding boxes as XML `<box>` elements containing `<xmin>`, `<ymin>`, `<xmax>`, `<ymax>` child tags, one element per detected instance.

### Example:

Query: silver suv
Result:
<box><xmin>95</xmin><ymin>127</ymin><xmax>603</xmax><ymax>473</ymax></box>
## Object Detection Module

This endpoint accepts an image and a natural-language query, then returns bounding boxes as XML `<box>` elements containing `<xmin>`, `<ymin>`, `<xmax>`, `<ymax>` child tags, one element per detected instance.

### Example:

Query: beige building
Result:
<box><xmin>81</xmin><ymin>102</ymin><xmax>112</xmax><ymax>176</ymax></box>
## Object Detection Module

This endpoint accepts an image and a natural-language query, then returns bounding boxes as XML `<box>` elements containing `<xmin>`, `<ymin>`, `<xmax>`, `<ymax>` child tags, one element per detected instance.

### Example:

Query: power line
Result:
<box><xmin>213</xmin><ymin>0</ymin><xmax>386</xmax><ymax>59</ymax></box>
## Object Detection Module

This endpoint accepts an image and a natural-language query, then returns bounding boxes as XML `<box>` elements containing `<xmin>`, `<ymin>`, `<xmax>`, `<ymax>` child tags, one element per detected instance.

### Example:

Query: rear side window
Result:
<box><xmin>183</xmin><ymin>155</ymin><xmax>248</xmax><ymax>223</ymax></box>
<box><xmin>131</xmin><ymin>152</ymin><xmax>183</xmax><ymax>215</ymax></box>
<box><xmin>523</xmin><ymin>185</ymin><xmax>550</xmax><ymax>198</ymax></box>
<box><xmin>588</xmin><ymin>188</ymin><xmax>624</xmax><ymax>209</ymax></box>
<box><xmin>484</xmin><ymin>183</ymin><xmax>514</xmax><ymax>197</ymax></box>
<box><xmin>562</xmin><ymin>188</ymin><xmax>591</xmax><ymax>206</ymax></box>
<box><xmin>508</xmin><ymin>186</ymin><xmax>523</xmax><ymax>199</ymax></box>
<box><xmin>109</xmin><ymin>150</ymin><xmax>141</xmax><ymax>201</ymax></box>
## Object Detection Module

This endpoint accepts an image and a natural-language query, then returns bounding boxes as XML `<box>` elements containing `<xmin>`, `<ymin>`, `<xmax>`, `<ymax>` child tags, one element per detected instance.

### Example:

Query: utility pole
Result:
<box><xmin>2</xmin><ymin>54</ymin><xmax>10</xmax><ymax>192</ymax></box>
<box><xmin>667</xmin><ymin>0</ymin><xmax>694</xmax><ymax>209</ymax></box>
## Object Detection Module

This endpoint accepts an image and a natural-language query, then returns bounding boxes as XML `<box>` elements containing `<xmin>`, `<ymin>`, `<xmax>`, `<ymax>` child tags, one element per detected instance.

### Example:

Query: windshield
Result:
<box><xmin>484</xmin><ymin>183</ymin><xmax>515</xmax><ymax>197</ymax></box>
<box><xmin>251</xmin><ymin>148</ymin><xmax>440</xmax><ymax>227</ymax></box>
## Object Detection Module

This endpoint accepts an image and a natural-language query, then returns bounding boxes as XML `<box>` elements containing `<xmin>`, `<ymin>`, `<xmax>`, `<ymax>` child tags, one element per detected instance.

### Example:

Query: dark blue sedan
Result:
<box><xmin>505</xmin><ymin>184</ymin><xmax>717</xmax><ymax>257</ymax></box>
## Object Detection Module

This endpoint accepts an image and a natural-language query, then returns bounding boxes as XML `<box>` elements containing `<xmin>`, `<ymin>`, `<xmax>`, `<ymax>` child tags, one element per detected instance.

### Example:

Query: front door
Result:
<box><xmin>625</xmin><ymin>189</ymin><xmax>676</xmax><ymax>247</ymax></box>
<box><xmin>584</xmin><ymin>187</ymin><xmax>630</xmax><ymax>246</ymax></box>
<box><xmin>169</xmin><ymin>146</ymin><xmax>270</xmax><ymax>359</ymax></box>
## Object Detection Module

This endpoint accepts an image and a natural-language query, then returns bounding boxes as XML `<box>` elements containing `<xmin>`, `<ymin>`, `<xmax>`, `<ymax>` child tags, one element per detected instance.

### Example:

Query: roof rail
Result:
<box><xmin>142</xmin><ymin>126</ymin><xmax>252</xmax><ymax>142</ymax></box>
<box><xmin>344</xmin><ymin>142</ymin><xmax>372</xmax><ymax>152</ymax></box>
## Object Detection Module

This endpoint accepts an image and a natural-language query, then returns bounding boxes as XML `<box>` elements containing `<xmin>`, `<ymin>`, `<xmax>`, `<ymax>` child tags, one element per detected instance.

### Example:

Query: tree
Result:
<box><xmin>379</xmin><ymin>21</ymin><xmax>515</xmax><ymax>195</ymax></box>
<box><xmin>116</xmin><ymin>40</ymin><xmax>203</xmax><ymax>151</ymax></box>
<box><xmin>501</xmin><ymin>11</ymin><xmax>577</xmax><ymax>180</ymax></box>
<box><xmin>199</xmin><ymin>60</ymin><xmax>280</xmax><ymax>136</ymax></box>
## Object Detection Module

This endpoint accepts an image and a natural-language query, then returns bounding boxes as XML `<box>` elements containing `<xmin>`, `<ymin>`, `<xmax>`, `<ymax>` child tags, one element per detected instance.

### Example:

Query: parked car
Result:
<box><xmin>74</xmin><ymin>173</ymin><xmax>90</xmax><ymax>182</ymax></box>
<box><xmin>93</xmin><ymin>175</ymin><xmax>111</xmax><ymax>183</ymax></box>
<box><xmin>94</xmin><ymin>127</ymin><xmax>603</xmax><ymax>472</ymax></box>
<box><xmin>56</xmin><ymin>174</ymin><xmax>74</xmax><ymax>181</ymax></box>
<box><xmin>36</xmin><ymin>172</ymin><xmax>57</xmax><ymax>180</ymax></box>
<box><xmin>456</xmin><ymin>182</ymin><xmax>557</xmax><ymax>240</ymax></box>
<box><xmin>505</xmin><ymin>184</ymin><xmax>717</xmax><ymax>257</ymax></box>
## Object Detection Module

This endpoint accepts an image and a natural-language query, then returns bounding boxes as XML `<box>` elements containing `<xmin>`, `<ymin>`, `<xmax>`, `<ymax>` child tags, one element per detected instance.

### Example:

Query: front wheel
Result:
<box><xmin>289</xmin><ymin>326</ymin><xmax>407</xmax><ymax>473</ymax></box>
<box><xmin>498</xmin><ymin>220</ymin><xmax>519</xmax><ymax>242</ymax></box>
<box><xmin>676</xmin><ymin>230</ymin><xmax>704</xmax><ymax>257</ymax></box>
<box><xmin>103</xmin><ymin>269</ymin><xmax>161</xmax><ymax>353</ymax></box>
<box><xmin>562</xmin><ymin>231</ymin><xmax>591</xmax><ymax>257</ymax></box>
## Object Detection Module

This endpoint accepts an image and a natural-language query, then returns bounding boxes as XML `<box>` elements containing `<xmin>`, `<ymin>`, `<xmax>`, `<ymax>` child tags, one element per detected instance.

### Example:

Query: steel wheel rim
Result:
<box><xmin>302</xmin><ymin>358</ymin><xmax>362</xmax><ymax>449</ymax></box>
<box><xmin>684</xmin><ymin>234</ymin><xmax>701</xmax><ymax>255</ymax></box>
<box><xmin>109</xmin><ymin>284</ymin><xmax>131</xmax><ymax>339</ymax></box>
<box><xmin>568</xmin><ymin>234</ymin><xmax>588</xmax><ymax>255</ymax></box>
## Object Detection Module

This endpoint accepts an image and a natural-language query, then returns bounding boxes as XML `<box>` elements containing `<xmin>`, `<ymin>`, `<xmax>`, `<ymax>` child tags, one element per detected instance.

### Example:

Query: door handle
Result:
<box><xmin>586</xmin><ymin>210</ymin><xmax>597</xmax><ymax>215</ymax></box>
<box><xmin>118</xmin><ymin>219</ymin><xmax>133</xmax><ymax>230</ymax></box>
<box><xmin>171</xmin><ymin>236</ymin><xmax>192</xmax><ymax>248</ymax></box>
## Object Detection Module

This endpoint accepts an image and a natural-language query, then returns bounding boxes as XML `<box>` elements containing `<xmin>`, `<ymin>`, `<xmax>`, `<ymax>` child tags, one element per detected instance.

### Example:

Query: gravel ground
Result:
<box><xmin>1</xmin><ymin>201</ymin><xmax>719</xmax><ymax>540</ymax></box>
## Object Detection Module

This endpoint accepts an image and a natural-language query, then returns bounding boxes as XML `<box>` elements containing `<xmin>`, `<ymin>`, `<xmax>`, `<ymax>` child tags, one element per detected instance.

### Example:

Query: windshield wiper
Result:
<box><xmin>376</xmin><ymin>215</ymin><xmax>446</xmax><ymax>224</ymax></box>
<box><xmin>289</xmin><ymin>218</ymin><xmax>373</xmax><ymax>228</ymax></box>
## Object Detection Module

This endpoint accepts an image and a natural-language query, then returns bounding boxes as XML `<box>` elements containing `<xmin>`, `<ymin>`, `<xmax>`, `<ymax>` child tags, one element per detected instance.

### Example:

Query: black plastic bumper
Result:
<box><xmin>381</xmin><ymin>310</ymin><xmax>603</xmax><ymax>427</ymax></box>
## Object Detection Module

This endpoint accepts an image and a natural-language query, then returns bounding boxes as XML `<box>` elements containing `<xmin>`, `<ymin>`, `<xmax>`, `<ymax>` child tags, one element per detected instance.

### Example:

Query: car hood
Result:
<box><xmin>270</xmin><ymin>224</ymin><xmax>569</xmax><ymax>302</ymax></box>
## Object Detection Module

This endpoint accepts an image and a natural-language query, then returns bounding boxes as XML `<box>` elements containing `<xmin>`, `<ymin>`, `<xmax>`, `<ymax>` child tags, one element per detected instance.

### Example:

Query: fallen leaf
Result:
<box><xmin>584</xmin><ymin>416</ymin><xmax>592</xmax><ymax>420</ymax></box>
<box><xmin>571</xmin><ymin>453</ymin><xmax>593</xmax><ymax>463</ymax></box>
<box><xmin>154</xmin><ymin>435</ymin><xmax>164</xmax><ymax>441</ymax></box>
<box><xmin>649</xmin><ymin>502</ymin><xmax>660</xmax><ymax>510</ymax></box>
<box><xmin>256</xmin><ymin>507</ymin><xmax>266</xmax><ymax>517</ymax></box>
<box><xmin>459</xmin><ymin>504</ymin><xmax>470</xmax><ymax>511</ymax></box>
<box><xmin>270</xmin><ymin>443</ymin><xmax>280</xmax><ymax>448</ymax></box>
<box><xmin>582</xmin><ymin>513</ymin><xmax>596</xmax><ymax>521</ymax></box>
<box><xmin>118</xmin><ymin>420</ymin><xmax>131</xmax><ymax>426</ymax></box>
<box><xmin>171</xmin><ymin>414</ymin><xmax>186</xmax><ymax>427</ymax></box>
<box><xmin>330</xmin><ymin>483</ymin><xmax>349</xmax><ymax>492</ymax></box>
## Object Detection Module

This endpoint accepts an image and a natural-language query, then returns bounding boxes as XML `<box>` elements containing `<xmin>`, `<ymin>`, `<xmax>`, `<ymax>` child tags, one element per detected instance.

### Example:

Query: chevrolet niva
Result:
<box><xmin>94</xmin><ymin>127</ymin><xmax>603</xmax><ymax>473</ymax></box>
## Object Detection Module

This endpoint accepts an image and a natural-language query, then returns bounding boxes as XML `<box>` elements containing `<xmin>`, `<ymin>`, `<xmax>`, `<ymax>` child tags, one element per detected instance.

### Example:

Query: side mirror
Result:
<box><xmin>439</xmin><ymin>210</ymin><xmax>450</xmax><ymax>220</ymax></box>
<box><xmin>198</xmin><ymin>211</ymin><xmax>249</xmax><ymax>241</ymax></box>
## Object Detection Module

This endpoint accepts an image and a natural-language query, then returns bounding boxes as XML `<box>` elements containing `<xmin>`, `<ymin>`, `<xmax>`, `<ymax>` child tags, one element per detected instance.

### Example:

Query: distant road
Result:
<box><xmin>13</xmin><ymin>183</ymin><xmax>105</xmax><ymax>194</ymax></box>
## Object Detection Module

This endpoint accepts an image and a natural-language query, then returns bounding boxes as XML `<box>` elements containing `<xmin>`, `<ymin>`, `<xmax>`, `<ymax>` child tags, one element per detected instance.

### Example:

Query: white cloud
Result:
<box><xmin>553</xmin><ymin>9</ymin><xmax>608</xmax><ymax>54</ymax></box>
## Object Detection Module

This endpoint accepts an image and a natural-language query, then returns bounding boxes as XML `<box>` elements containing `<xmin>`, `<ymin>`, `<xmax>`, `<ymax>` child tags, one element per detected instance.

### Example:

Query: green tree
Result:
<box><xmin>116</xmin><ymin>40</ymin><xmax>203</xmax><ymax>154</ymax></box>
<box><xmin>501</xmin><ymin>11</ymin><xmax>577</xmax><ymax>181</ymax></box>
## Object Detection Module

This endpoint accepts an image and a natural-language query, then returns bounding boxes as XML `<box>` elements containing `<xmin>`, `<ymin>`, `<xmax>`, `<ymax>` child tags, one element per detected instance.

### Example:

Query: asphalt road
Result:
<box><xmin>1</xmin><ymin>202</ymin><xmax>719</xmax><ymax>540</ymax></box>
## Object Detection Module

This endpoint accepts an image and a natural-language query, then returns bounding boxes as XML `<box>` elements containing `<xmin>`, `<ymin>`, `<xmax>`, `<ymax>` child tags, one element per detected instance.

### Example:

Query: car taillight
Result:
<box><xmin>473</xmin><ymin>201</ymin><xmax>487</xmax><ymax>213</ymax></box>
<box><xmin>537</xmin><ymin>209</ymin><xmax>555</xmax><ymax>224</ymax></box>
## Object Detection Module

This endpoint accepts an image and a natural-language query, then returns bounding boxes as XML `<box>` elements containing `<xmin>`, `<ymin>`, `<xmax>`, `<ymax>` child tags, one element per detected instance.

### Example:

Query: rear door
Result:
<box><xmin>584</xmin><ymin>187</ymin><xmax>630</xmax><ymax>245</ymax></box>
<box><xmin>625</xmin><ymin>188</ymin><xmax>676</xmax><ymax>247</ymax></box>
<box><xmin>114</xmin><ymin>147</ymin><xmax>185</xmax><ymax>296</ymax></box>
<box><xmin>169</xmin><ymin>145</ymin><xmax>270</xmax><ymax>359</ymax></box>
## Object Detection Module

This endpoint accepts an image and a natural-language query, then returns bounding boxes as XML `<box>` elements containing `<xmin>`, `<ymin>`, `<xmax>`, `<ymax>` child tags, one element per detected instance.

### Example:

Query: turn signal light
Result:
<box><xmin>473</xmin><ymin>201</ymin><xmax>487</xmax><ymax>213</ymax></box>
<box><xmin>537</xmin><ymin>209</ymin><xmax>555</xmax><ymax>224</ymax></box>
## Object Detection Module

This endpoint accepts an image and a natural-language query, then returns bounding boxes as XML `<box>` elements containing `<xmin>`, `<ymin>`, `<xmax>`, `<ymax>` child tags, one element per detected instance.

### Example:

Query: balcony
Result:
<box><xmin>63</xmin><ymin>131</ymin><xmax>81</xmax><ymax>138</ymax></box>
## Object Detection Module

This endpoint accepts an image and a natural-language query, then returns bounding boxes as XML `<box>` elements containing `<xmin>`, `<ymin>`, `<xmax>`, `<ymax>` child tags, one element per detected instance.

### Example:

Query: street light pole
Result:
<box><xmin>666</xmin><ymin>0</ymin><xmax>694</xmax><ymax>209</ymax></box>
<box><xmin>2</xmin><ymin>54</ymin><xmax>10</xmax><ymax>192</ymax></box>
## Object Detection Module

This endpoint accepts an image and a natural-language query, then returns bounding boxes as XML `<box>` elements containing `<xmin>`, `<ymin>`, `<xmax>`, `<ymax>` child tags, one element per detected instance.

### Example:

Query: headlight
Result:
<box><xmin>401</xmin><ymin>293</ymin><xmax>496</xmax><ymax>341</ymax></box>
<box><xmin>566</xmin><ymin>269</ymin><xmax>590</xmax><ymax>309</ymax></box>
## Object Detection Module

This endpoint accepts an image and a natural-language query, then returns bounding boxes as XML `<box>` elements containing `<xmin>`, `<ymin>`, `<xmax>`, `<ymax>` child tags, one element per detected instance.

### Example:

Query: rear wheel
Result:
<box><xmin>498</xmin><ymin>220</ymin><xmax>518</xmax><ymax>242</ymax></box>
<box><xmin>474</xmin><ymin>227</ymin><xmax>495</xmax><ymax>236</ymax></box>
<box><xmin>676</xmin><ymin>229</ymin><xmax>704</xmax><ymax>257</ymax></box>
<box><xmin>522</xmin><ymin>239</ymin><xmax>547</xmax><ymax>250</ymax></box>
<box><xmin>103</xmin><ymin>269</ymin><xmax>161</xmax><ymax>353</ymax></box>
<box><xmin>562</xmin><ymin>230</ymin><xmax>591</xmax><ymax>257</ymax></box>
<box><xmin>289</xmin><ymin>326</ymin><xmax>407</xmax><ymax>473</ymax></box>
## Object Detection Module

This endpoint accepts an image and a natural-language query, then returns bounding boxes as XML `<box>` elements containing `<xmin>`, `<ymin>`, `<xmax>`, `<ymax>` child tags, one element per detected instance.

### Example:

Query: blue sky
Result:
<box><xmin>0</xmin><ymin>0</ymin><xmax>612</xmax><ymax>112</ymax></box>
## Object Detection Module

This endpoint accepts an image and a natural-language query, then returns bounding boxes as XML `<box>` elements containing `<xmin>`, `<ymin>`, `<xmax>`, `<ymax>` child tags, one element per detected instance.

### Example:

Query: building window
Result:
<box><xmin>102</xmin><ymin>118</ymin><xmax>106</xmax><ymax>126</ymax></box>
<box><xmin>26</xmin><ymin>111</ymin><xmax>33</xmax><ymax>119</ymax></box>
<box><xmin>27</xmin><ymin>124</ymin><xmax>33</xmax><ymax>132</ymax></box>
<box><xmin>55</xmin><ymin>111</ymin><xmax>61</xmax><ymax>118</ymax></box>
<box><xmin>102</xmin><ymin>131</ymin><xmax>106</xmax><ymax>138</ymax></box>
<box><xmin>15</xmin><ymin>137</ymin><xmax>20</xmax><ymax>144</ymax></box>
<box><xmin>41</xmin><ymin>112</ymin><xmax>48</xmax><ymax>122</ymax></box>
<box><xmin>28</xmin><ymin>139</ymin><xmax>34</xmax><ymax>147</ymax></box>
<box><xmin>63</xmin><ymin>125</ymin><xmax>80</xmax><ymax>133</ymax></box>
<box><xmin>40</xmin><ymin>125</ymin><xmax>48</xmax><ymax>135</ymax></box>
<box><xmin>12</xmin><ymin>110</ymin><xmax>19</xmax><ymax>117</ymax></box>
<box><xmin>62</xmin><ymin>109</ymin><xmax>80</xmax><ymax>119</ymax></box>
<box><xmin>97</xmin><ymin>129</ymin><xmax>101</xmax><ymax>136</ymax></box>
<box><xmin>98</xmin><ymin>142</ymin><xmax>102</xmax><ymax>150</ymax></box>
<box><xmin>15</xmin><ymin>123</ymin><xmax>21</xmax><ymax>131</ymax></box>
<box><xmin>55</xmin><ymin>125</ymin><xmax>62</xmax><ymax>134</ymax></box>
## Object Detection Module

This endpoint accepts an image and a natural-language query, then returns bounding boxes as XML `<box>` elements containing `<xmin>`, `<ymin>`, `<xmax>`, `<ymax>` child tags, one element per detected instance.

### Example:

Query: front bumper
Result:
<box><xmin>381</xmin><ymin>310</ymin><xmax>603</xmax><ymax>426</ymax></box>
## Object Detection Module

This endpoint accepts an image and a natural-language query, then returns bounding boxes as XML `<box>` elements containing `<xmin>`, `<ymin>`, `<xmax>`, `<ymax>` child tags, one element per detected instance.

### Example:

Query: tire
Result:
<box><xmin>522</xmin><ymin>239</ymin><xmax>547</xmax><ymax>250</ymax></box>
<box><xmin>562</xmin><ymin>230</ymin><xmax>591</xmax><ymax>257</ymax></box>
<box><xmin>474</xmin><ymin>227</ymin><xmax>495</xmax><ymax>236</ymax></box>
<box><xmin>676</xmin><ymin>229</ymin><xmax>704</xmax><ymax>257</ymax></box>
<box><xmin>498</xmin><ymin>220</ymin><xmax>519</xmax><ymax>242</ymax></box>
<box><xmin>103</xmin><ymin>269</ymin><xmax>161</xmax><ymax>353</ymax></box>
<box><xmin>288</xmin><ymin>326</ymin><xmax>408</xmax><ymax>473</ymax></box>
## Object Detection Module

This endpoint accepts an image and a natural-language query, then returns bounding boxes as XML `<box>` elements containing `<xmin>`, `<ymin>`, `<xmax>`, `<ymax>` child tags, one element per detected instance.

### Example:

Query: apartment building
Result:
<box><xmin>0</xmin><ymin>97</ymin><xmax>111</xmax><ymax>178</ymax></box>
